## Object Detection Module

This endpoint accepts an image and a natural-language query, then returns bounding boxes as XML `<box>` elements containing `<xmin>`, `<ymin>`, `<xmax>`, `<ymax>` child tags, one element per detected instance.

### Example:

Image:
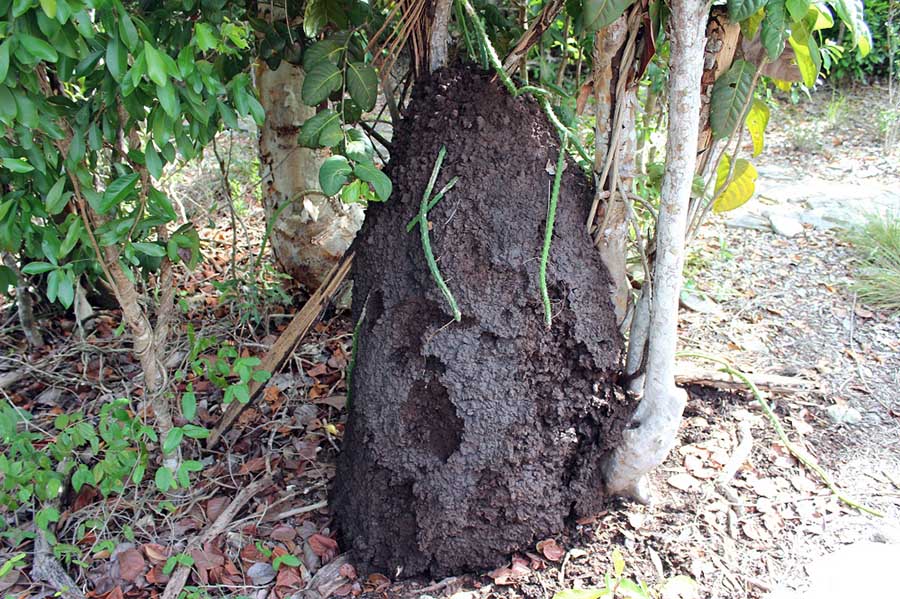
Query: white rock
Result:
<box><xmin>768</xmin><ymin>213</ymin><xmax>805</xmax><ymax>237</ymax></box>
<box><xmin>825</xmin><ymin>404</ymin><xmax>863</xmax><ymax>425</ymax></box>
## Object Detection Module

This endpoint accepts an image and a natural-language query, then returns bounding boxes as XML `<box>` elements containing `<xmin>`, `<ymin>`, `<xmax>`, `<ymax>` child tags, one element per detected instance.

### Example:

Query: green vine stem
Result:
<box><xmin>406</xmin><ymin>176</ymin><xmax>460</xmax><ymax>232</ymax></box>
<box><xmin>540</xmin><ymin>132</ymin><xmax>568</xmax><ymax>328</ymax></box>
<box><xmin>678</xmin><ymin>352</ymin><xmax>884</xmax><ymax>518</ymax></box>
<box><xmin>419</xmin><ymin>146</ymin><xmax>462</xmax><ymax>321</ymax></box>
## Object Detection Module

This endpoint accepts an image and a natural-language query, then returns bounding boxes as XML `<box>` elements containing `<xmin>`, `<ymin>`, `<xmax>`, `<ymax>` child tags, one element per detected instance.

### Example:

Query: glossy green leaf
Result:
<box><xmin>144</xmin><ymin>41</ymin><xmax>168</xmax><ymax>87</ymax></box>
<box><xmin>340</xmin><ymin>178</ymin><xmax>368</xmax><ymax>204</ymax></box>
<box><xmin>303</xmin><ymin>38</ymin><xmax>343</xmax><ymax>71</ymax></box>
<box><xmin>710</xmin><ymin>59</ymin><xmax>756</xmax><ymax>140</ymax></box>
<box><xmin>583</xmin><ymin>0</ymin><xmax>637</xmax><ymax>31</ymax></box>
<box><xmin>106</xmin><ymin>34</ymin><xmax>127</xmax><ymax>81</ymax></box>
<box><xmin>761</xmin><ymin>0</ymin><xmax>789</xmax><ymax>60</ymax></box>
<box><xmin>785</xmin><ymin>0</ymin><xmax>810</xmax><ymax>22</ymax></box>
<box><xmin>117</xmin><ymin>6</ymin><xmax>139</xmax><ymax>51</ymax></box>
<box><xmin>45</xmin><ymin>177</ymin><xmax>69</xmax><ymax>215</ymax></box>
<box><xmin>162</xmin><ymin>427</ymin><xmax>183</xmax><ymax>455</ymax></box>
<box><xmin>298</xmin><ymin>109</ymin><xmax>342</xmax><ymax>148</ymax></box>
<box><xmin>0</xmin><ymin>40</ymin><xmax>11</xmax><ymax>83</ymax></box>
<box><xmin>788</xmin><ymin>27</ymin><xmax>820</xmax><ymax>87</ymax></box>
<box><xmin>194</xmin><ymin>23</ymin><xmax>216</xmax><ymax>52</ymax></box>
<box><xmin>346</xmin><ymin>62</ymin><xmax>377</xmax><ymax>111</ymax></box>
<box><xmin>319</xmin><ymin>155</ymin><xmax>352</xmax><ymax>196</ymax></box>
<box><xmin>157</xmin><ymin>82</ymin><xmax>180</xmax><ymax>118</ymax></box>
<box><xmin>133</xmin><ymin>242</ymin><xmax>166</xmax><ymax>257</ymax></box>
<box><xmin>145</xmin><ymin>142</ymin><xmax>162</xmax><ymax>179</ymax></box>
<box><xmin>344</xmin><ymin>128</ymin><xmax>373</xmax><ymax>162</ymax></box>
<box><xmin>303</xmin><ymin>0</ymin><xmax>329</xmax><ymax>38</ymax></box>
<box><xmin>99</xmin><ymin>172</ymin><xmax>140</xmax><ymax>213</ymax></box>
<box><xmin>1</xmin><ymin>157</ymin><xmax>34</xmax><ymax>173</ymax></box>
<box><xmin>20</xmin><ymin>34</ymin><xmax>58</xmax><ymax>62</ymax></box>
<box><xmin>39</xmin><ymin>0</ymin><xmax>56</xmax><ymax>18</ymax></box>
<box><xmin>22</xmin><ymin>262</ymin><xmax>57</xmax><ymax>274</ymax></box>
<box><xmin>830</xmin><ymin>0</ymin><xmax>871</xmax><ymax>57</ymax></box>
<box><xmin>354</xmin><ymin>162</ymin><xmax>391</xmax><ymax>201</ymax></box>
<box><xmin>301</xmin><ymin>62</ymin><xmax>342</xmax><ymax>106</ymax></box>
<box><xmin>727</xmin><ymin>0</ymin><xmax>766</xmax><ymax>22</ymax></box>
<box><xmin>181</xmin><ymin>390</ymin><xmax>196</xmax><ymax>421</ymax></box>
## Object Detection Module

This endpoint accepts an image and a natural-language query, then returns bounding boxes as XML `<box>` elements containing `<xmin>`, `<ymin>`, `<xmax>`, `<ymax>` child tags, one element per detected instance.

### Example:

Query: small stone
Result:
<box><xmin>680</xmin><ymin>290</ymin><xmax>723</xmax><ymax>314</ymax></box>
<box><xmin>768</xmin><ymin>214</ymin><xmax>805</xmax><ymax>237</ymax></box>
<box><xmin>826</xmin><ymin>404</ymin><xmax>862</xmax><ymax>425</ymax></box>
<box><xmin>247</xmin><ymin>562</ymin><xmax>276</xmax><ymax>586</ymax></box>
<box><xmin>726</xmin><ymin>213</ymin><xmax>771</xmax><ymax>231</ymax></box>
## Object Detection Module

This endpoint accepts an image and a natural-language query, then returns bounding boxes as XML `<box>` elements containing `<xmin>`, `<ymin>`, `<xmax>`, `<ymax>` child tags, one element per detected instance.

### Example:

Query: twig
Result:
<box><xmin>32</xmin><ymin>531</ymin><xmax>86</xmax><ymax>599</ymax></box>
<box><xmin>679</xmin><ymin>352</ymin><xmax>883</xmax><ymax>517</ymax></box>
<box><xmin>265</xmin><ymin>499</ymin><xmax>328</xmax><ymax>522</ymax></box>
<box><xmin>161</xmin><ymin>477</ymin><xmax>271</xmax><ymax>599</ymax></box>
<box><xmin>418</xmin><ymin>146</ymin><xmax>461</xmax><ymax>321</ymax></box>
<box><xmin>207</xmin><ymin>253</ymin><xmax>353</xmax><ymax>448</ymax></box>
<box><xmin>540</xmin><ymin>132</ymin><xmax>567</xmax><ymax>328</ymax></box>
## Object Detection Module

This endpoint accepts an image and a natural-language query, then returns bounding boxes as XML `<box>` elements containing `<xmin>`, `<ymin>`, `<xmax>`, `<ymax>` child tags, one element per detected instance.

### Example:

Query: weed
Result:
<box><xmin>843</xmin><ymin>212</ymin><xmax>900</xmax><ymax>311</ymax></box>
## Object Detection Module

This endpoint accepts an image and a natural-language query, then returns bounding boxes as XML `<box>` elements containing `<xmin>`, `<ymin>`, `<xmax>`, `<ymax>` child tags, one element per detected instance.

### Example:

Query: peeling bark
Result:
<box><xmin>603</xmin><ymin>0</ymin><xmax>707</xmax><ymax>501</ymax></box>
<box><xmin>257</xmin><ymin>62</ymin><xmax>363</xmax><ymax>289</ymax></box>
<box><xmin>2</xmin><ymin>253</ymin><xmax>44</xmax><ymax>348</ymax></box>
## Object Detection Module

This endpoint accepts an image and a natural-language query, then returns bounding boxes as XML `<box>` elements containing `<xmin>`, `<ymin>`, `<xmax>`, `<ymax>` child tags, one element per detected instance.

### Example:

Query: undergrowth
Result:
<box><xmin>843</xmin><ymin>212</ymin><xmax>900</xmax><ymax>311</ymax></box>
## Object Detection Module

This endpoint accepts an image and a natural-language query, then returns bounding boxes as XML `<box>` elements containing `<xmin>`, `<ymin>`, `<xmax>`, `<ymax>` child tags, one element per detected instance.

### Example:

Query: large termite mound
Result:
<box><xmin>332</xmin><ymin>66</ymin><xmax>634</xmax><ymax>578</ymax></box>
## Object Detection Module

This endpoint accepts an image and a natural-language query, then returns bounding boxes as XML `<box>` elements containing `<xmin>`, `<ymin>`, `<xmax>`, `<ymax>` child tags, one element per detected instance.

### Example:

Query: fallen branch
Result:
<box><xmin>207</xmin><ymin>253</ymin><xmax>354</xmax><ymax>449</ymax></box>
<box><xmin>679</xmin><ymin>353</ymin><xmax>883</xmax><ymax>517</ymax></box>
<box><xmin>675</xmin><ymin>362</ymin><xmax>819</xmax><ymax>395</ymax></box>
<box><xmin>161</xmin><ymin>477</ymin><xmax>271</xmax><ymax>599</ymax></box>
<box><xmin>32</xmin><ymin>532</ymin><xmax>86</xmax><ymax>599</ymax></box>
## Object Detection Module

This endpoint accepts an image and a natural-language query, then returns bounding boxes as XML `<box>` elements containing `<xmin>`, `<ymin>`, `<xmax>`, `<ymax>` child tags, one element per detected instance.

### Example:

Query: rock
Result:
<box><xmin>826</xmin><ymin>404</ymin><xmax>862</xmax><ymax>425</ymax></box>
<box><xmin>680</xmin><ymin>290</ymin><xmax>723</xmax><ymax>314</ymax></box>
<box><xmin>726</xmin><ymin>213</ymin><xmax>771</xmax><ymax>231</ymax></box>
<box><xmin>802</xmin><ymin>542</ymin><xmax>900</xmax><ymax>599</ymax></box>
<box><xmin>768</xmin><ymin>213</ymin><xmax>805</xmax><ymax>237</ymax></box>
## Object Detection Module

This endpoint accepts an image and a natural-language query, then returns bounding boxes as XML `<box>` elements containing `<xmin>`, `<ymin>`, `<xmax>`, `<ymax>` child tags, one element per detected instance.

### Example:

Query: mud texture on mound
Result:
<box><xmin>331</xmin><ymin>66</ymin><xmax>634</xmax><ymax>578</ymax></box>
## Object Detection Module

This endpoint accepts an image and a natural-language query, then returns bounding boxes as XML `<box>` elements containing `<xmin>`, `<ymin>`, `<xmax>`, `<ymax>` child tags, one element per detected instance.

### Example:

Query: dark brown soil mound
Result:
<box><xmin>331</xmin><ymin>66</ymin><xmax>634</xmax><ymax>578</ymax></box>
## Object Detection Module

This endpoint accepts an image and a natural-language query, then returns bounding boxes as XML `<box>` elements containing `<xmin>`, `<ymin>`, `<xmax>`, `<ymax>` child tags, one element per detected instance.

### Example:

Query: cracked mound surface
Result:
<box><xmin>331</xmin><ymin>66</ymin><xmax>634</xmax><ymax>578</ymax></box>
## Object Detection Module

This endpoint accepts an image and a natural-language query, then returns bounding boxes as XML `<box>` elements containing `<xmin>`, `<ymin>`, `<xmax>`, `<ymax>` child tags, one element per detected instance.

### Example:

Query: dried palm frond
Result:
<box><xmin>368</xmin><ymin>0</ymin><xmax>431</xmax><ymax>80</ymax></box>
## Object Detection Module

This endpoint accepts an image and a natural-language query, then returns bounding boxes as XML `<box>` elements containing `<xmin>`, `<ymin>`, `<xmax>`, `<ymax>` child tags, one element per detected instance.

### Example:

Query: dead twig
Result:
<box><xmin>160</xmin><ymin>476</ymin><xmax>271</xmax><ymax>599</ymax></box>
<box><xmin>207</xmin><ymin>252</ymin><xmax>354</xmax><ymax>448</ymax></box>
<box><xmin>32</xmin><ymin>532</ymin><xmax>86</xmax><ymax>599</ymax></box>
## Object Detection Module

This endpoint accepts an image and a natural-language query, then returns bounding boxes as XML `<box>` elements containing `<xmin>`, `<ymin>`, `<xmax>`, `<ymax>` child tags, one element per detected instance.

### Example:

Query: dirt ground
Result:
<box><xmin>1</xmin><ymin>84</ymin><xmax>898</xmax><ymax>599</ymax></box>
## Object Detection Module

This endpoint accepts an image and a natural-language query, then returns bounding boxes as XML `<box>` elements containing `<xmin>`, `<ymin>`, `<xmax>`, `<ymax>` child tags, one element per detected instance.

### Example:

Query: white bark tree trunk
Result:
<box><xmin>257</xmin><ymin>61</ymin><xmax>363</xmax><ymax>289</ymax></box>
<box><xmin>429</xmin><ymin>0</ymin><xmax>453</xmax><ymax>72</ymax></box>
<box><xmin>603</xmin><ymin>0</ymin><xmax>707</xmax><ymax>501</ymax></box>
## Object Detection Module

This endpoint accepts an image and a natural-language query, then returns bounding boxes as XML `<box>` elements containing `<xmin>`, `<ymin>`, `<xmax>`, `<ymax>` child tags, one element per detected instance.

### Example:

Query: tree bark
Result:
<box><xmin>256</xmin><ymin>61</ymin><xmax>363</xmax><ymax>289</ymax></box>
<box><xmin>429</xmin><ymin>0</ymin><xmax>453</xmax><ymax>72</ymax></box>
<box><xmin>602</xmin><ymin>0</ymin><xmax>707</xmax><ymax>501</ymax></box>
<box><xmin>2</xmin><ymin>253</ymin><xmax>44</xmax><ymax>348</ymax></box>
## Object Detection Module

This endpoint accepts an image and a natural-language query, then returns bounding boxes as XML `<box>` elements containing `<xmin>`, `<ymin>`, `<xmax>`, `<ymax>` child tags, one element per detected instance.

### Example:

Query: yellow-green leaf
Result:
<box><xmin>745</xmin><ymin>99</ymin><xmax>769</xmax><ymax>157</ymax></box>
<box><xmin>39</xmin><ymin>0</ymin><xmax>56</xmax><ymax>17</ymax></box>
<box><xmin>611</xmin><ymin>548</ymin><xmax>625</xmax><ymax>578</ymax></box>
<box><xmin>551</xmin><ymin>589</ymin><xmax>609</xmax><ymax>599</ymax></box>
<box><xmin>714</xmin><ymin>156</ymin><xmax>758</xmax><ymax>213</ymax></box>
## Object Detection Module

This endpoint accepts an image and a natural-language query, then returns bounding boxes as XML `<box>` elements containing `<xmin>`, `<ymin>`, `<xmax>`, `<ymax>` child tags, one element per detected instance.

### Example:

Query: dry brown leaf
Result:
<box><xmin>116</xmin><ymin>548</ymin><xmax>146</xmax><ymax>582</ymax></box>
<box><xmin>536</xmin><ymin>538</ymin><xmax>564</xmax><ymax>561</ymax></box>
<box><xmin>271</xmin><ymin>525</ymin><xmax>297</xmax><ymax>542</ymax></box>
<box><xmin>667</xmin><ymin>473</ymin><xmax>700</xmax><ymax>491</ymax></box>
<box><xmin>308</xmin><ymin>533</ymin><xmax>339</xmax><ymax>561</ymax></box>
<box><xmin>141</xmin><ymin>543</ymin><xmax>168</xmax><ymax>564</ymax></box>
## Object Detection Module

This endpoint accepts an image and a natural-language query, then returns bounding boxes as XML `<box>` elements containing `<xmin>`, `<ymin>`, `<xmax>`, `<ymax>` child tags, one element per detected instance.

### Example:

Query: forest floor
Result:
<box><xmin>1</xmin><ymin>83</ymin><xmax>899</xmax><ymax>599</ymax></box>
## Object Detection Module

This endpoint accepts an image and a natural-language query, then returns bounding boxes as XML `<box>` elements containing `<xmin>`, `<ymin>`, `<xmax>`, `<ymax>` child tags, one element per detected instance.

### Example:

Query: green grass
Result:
<box><xmin>843</xmin><ymin>212</ymin><xmax>900</xmax><ymax>311</ymax></box>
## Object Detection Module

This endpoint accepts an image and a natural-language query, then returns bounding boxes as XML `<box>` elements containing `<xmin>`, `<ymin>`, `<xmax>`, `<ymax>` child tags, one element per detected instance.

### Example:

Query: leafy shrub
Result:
<box><xmin>828</xmin><ymin>0</ymin><xmax>898</xmax><ymax>82</ymax></box>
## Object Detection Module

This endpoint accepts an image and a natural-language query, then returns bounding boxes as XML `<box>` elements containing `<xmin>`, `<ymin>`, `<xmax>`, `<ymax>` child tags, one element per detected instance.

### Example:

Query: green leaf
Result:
<box><xmin>830</xmin><ymin>0</ymin><xmax>871</xmax><ymax>57</ymax></box>
<box><xmin>761</xmin><ymin>0</ymin><xmax>789</xmax><ymax>60</ymax></box>
<box><xmin>714</xmin><ymin>155</ymin><xmax>758</xmax><ymax>213</ymax></box>
<box><xmin>230</xmin><ymin>383</ymin><xmax>250</xmax><ymax>404</ymax></box>
<box><xmin>611</xmin><ymin>549</ymin><xmax>625</xmax><ymax>578</ymax></box>
<box><xmin>0</xmin><ymin>40</ymin><xmax>11</xmax><ymax>83</ymax></box>
<box><xmin>57</xmin><ymin>271</ymin><xmax>74</xmax><ymax>308</ymax></box>
<box><xmin>583</xmin><ymin>0</ymin><xmax>637</xmax><ymax>32</ymax></box>
<box><xmin>785</xmin><ymin>0</ymin><xmax>810</xmax><ymax>22</ymax></box>
<box><xmin>354</xmin><ymin>162</ymin><xmax>392</xmax><ymax>201</ymax></box>
<box><xmin>788</xmin><ymin>28</ymin><xmax>820</xmax><ymax>87</ymax></box>
<box><xmin>1</xmin><ymin>157</ymin><xmax>34</xmax><ymax>173</ymax></box>
<box><xmin>298</xmin><ymin>109</ymin><xmax>342</xmax><ymax>148</ymax></box>
<box><xmin>301</xmin><ymin>62</ymin><xmax>342</xmax><ymax>106</ymax></box>
<box><xmin>302</xmin><ymin>38</ymin><xmax>343</xmax><ymax>71</ymax></box>
<box><xmin>39</xmin><ymin>0</ymin><xmax>56</xmax><ymax>18</ymax></box>
<box><xmin>20</xmin><ymin>34</ymin><xmax>59</xmax><ymax>62</ymax></box>
<box><xmin>145</xmin><ymin>142</ymin><xmax>162</xmax><ymax>179</ymax></box>
<box><xmin>194</xmin><ymin>23</ymin><xmax>216</xmax><ymax>52</ymax></box>
<box><xmin>341</xmin><ymin>178</ymin><xmax>367</xmax><ymax>204</ymax></box>
<box><xmin>319</xmin><ymin>155</ymin><xmax>352</xmax><ymax>196</ymax></box>
<box><xmin>346</xmin><ymin>62</ymin><xmax>377</xmax><ymax>112</ymax></box>
<box><xmin>157</xmin><ymin>82</ymin><xmax>180</xmax><ymax>118</ymax></box>
<box><xmin>22</xmin><ymin>262</ymin><xmax>57</xmax><ymax>275</ymax></box>
<box><xmin>155</xmin><ymin>466</ymin><xmax>174</xmax><ymax>492</ymax></box>
<box><xmin>45</xmin><ymin>176</ymin><xmax>70</xmax><ymax>215</ymax></box>
<box><xmin>344</xmin><ymin>128</ymin><xmax>373</xmax><ymax>163</ymax></box>
<box><xmin>273</xmin><ymin>554</ymin><xmax>301</xmax><ymax>570</ymax></box>
<box><xmin>105</xmin><ymin>34</ymin><xmax>127</xmax><ymax>81</ymax></box>
<box><xmin>144</xmin><ymin>41</ymin><xmax>168</xmax><ymax>87</ymax></box>
<box><xmin>117</xmin><ymin>6</ymin><xmax>139</xmax><ymax>51</ymax></box>
<box><xmin>181</xmin><ymin>390</ymin><xmax>196</xmax><ymax>421</ymax></box>
<box><xmin>59</xmin><ymin>220</ymin><xmax>82</xmax><ymax>258</ymax></box>
<box><xmin>162</xmin><ymin>427</ymin><xmax>183</xmax><ymax>455</ymax></box>
<box><xmin>132</xmin><ymin>242</ymin><xmax>166</xmax><ymax>257</ymax></box>
<box><xmin>303</xmin><ymin>0</ymin><xmax>329</xmax><ymax>38</ymax></box>
<box><xmin>710</xmin><ymin>59</ymin><xmax>756</xmax><ymax>140</ymax></box>
<box><xmin>99</xmin><ymin>172</ymin><xmax>140</xmax><ymax>214</ymax></box>
<box><xmin>727</xmin><ymin>0</ymin><xmax>766</xmax><ymax>22</ymax></box>
<box><xmin>745</xmin><ymin>99</ymin><xmax>770</xmax><ymax>157</ymax></box>
<box><xmin>182</xmin><ymin>424</ymin><xmax>208</xmax><ymax>439</ymax></box>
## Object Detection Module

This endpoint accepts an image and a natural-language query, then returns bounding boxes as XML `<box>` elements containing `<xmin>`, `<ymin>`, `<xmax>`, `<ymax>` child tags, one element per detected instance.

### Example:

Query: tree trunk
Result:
<box><xmin>256</xmin><ymin>61</ymin><xmax>363</xmax><ymax>289</ymax></box>
<box><xmin>2</xmin><ymin>253</ymin><xmax>44</xmax><ymax>349</ymax></box>
<box><xmin>602</xmin><ymin>0</ymin><xmax>707</xmax><ymax>501</ymax></box>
